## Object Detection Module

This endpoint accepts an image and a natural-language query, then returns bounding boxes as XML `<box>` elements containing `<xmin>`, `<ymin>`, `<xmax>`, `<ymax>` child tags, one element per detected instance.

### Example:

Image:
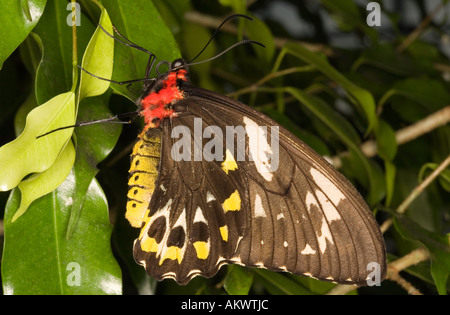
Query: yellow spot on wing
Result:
<box><xmin>219</xmin><ymin>225</ymin><xmax>228</xmax><ymax>242</ymax></box>
<box><xmin>222</xmin><ymin>190</ymin><xmax>241</xmax><ymax>212</ymax></box>
<box><xmin>140</xmin><ymin>237</ymin><xmax>158</xmax><ymax>253</ymax></box>
<box><xmin>160</xmin><ymin>246</ymin><xmax>184</xmax><ymax>264</ymax></box>
<box><xmin>221</xmin><ymin>149</ymin><xmax>238</xmax><ymax>174</ymax></box>
<box><xmin>193</xmin><ymin>241</ymin><xmax>209</xmax><ymax>259</ymax></box>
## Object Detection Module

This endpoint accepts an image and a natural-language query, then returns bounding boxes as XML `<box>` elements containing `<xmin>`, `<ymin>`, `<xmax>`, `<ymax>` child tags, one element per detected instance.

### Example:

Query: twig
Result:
<box><xmin>387</xmin><ymin>272</ymin><xmax>423</xmax><ymax>295</ymax></box>
<box><xmin>328</xmin><ymin>155</ymin><xmax>448</xmax><ymax>295</ymax></box>
<box><xmin>184</xmin><ymin>11</ymin><xmax>334</xmax><ymax>56</ymax></box>
<box><xmin>385</xmin><ymin>247</ymin><xmax>430</xmax><ymax>295</ymax></box>
<box><xmin>380</xmin><ymin>154</ymin><xmax>450</xmax><ymax>233</ymax></box>
<box><xmin>227</xmin><ymin>66</ymin><xmax>315</xmax><ymax>98</ymax></box>
<box><xmin>331</xmin><ymin>105</ymin><xmax>450</xmax><ymax>168</ymax></box>
<box><xmin>327</xmin><ymin>247</ymin><xmax>429</xmax><ymax>295</ymax></box>
<box><xmin>397</xmin><ymin>1</ymin><xmax>446</xmax><ymax>53</ymax></box>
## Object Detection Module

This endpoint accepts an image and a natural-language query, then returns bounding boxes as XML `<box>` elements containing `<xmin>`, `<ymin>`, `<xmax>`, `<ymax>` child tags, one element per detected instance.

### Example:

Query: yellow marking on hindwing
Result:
<box><xmin>219</xmin><ymin>225</ymin><xmax>228</xmax><ymax>242</ymax></box>
<box><xmin>140</xmin><ymin>236</ymin><xmax>158</xmax><ymax>253</ymax></box>
<box><xmin>193</xmin><ymin>241</ymin><xmax>209</xmax><ymax>259</ymax></box>
<box><xmin>160</xmin><ymin>246</ymin><xmax>184</xmax><ymax>264</ymax></box>
<box><xmin>222</xmin><ymin>190</ymin><xmax>241</xmax><ymax>212</ymax></box>
<box><xmin>221</xmin><ymin>149</ymin><xmax>238</xmax><ymax>174</ymax></box>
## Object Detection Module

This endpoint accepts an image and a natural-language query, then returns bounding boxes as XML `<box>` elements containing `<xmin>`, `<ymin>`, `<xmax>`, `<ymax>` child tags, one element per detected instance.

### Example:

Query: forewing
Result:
<box><xmin>133</xmin><ymin>86</ymin><xmax>386</xmax><ymax>285</ymax></box>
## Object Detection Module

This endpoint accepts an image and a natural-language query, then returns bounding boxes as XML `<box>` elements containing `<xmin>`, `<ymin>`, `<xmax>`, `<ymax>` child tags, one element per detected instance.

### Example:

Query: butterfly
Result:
<box><xmin>86</xmin><ymin>15</ymin><xmax>387</xmax><ymax>286</ymax></box>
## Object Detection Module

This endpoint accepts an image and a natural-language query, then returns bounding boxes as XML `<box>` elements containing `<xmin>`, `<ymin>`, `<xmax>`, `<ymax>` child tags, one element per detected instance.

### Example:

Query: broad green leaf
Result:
<box><xmin>102</xmin><ymin>0</ymin><xmax>181</xmax><ymax>101</ymax></box>
<box><xmin>0</xmin><ymin>0</ymin><xmax>46</xmax><ymax>68</ymax></box>
<box><xmin>13</xmin><ymin>140</ymin><xmax>75</xmax><ymax>222</ymax></box>
<box><xmin>374</xmin><ymin>119</ymin><xmax>397</xmax><ymax>206</ymax></box>
<box><xmin>277</xmin><ymin>42</ymin><xmax>377</xmax><ymax>134</ymax></box>
<box><xmin>224</xmin><ymin>265</ymin><xmax>254</xmax><ymax>295</ymax></box>
<box><xmin>0</xmin><ymin>91</ymin><xmax>75</xmax><ymax>191</ymax></box>
<box><xmin>393</xmin><ymin>214</ymin><xmax>450</xmax><ymax>295</ymax></box>
<box><xmin>379</xmin><ymin>78</ymin><xmax>450</xmax><ymax>117</ymax></box>
<box><xmin>245</xmin><ymin>15</ymin><xmax>275</xmax><ymax>67</ymax></box>
<box><xmin>78</xmin><ymin>9</ymin><xmax>114</xmax><ymax>101</ymax></box>
<box><xmin>33</xmin><ymin>1</ymin><xmax>94</xmax><ymax>104</ymax></box>
<box><xmin>66</xmin><ymin>95</ymin><xmax>122</xmax><ymax>238</ymax></box>
<box><xmin>285</xmin><ymin>87</ymin><xmax>361</xmax><ymax>144</ymax></box>
<box><xmin>181</xmin><ymin>22</ymin><xmax>216</xmax><ymax>91</ymax></box>
<box><xmin>253</xmin><ymin>269</ymin><xmax>313</xmax><ymax>295</ymax></box>
<box><xmin>375</xmin><ymin>119</ymin><xmax>397</xmax><ymax>161</ymax></box>
<box><xmin>2</xmin><ymin>174</ymin><xmax>122</xmax><ymax>295</ymax></box>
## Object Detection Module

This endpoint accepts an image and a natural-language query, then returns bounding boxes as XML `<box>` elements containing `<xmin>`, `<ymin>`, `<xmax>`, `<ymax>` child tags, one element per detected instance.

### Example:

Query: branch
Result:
<box><xmin>184</xmin><ymin>11</ymin><xmax>334</xmax><ymax>56</ymax></box>
<box><xmin>328</xmin><ymin>155</ymin><xmax>449</xmax><ymax>295</ymax></box>
<box><xmin>380</xmin><ymin>154</ymin><xmax>450</xmax><ymax>233</ymax></box>
<box><xmin>331</xmin><ymin>105</ymin><xmax>450</xmax><ymax>168</ymax></box>
<box><xmin>396</xmin><ymin>1</ymin><xmax>446</xmax><ymax>53</ymax></box>
<box><xmin>327</xmin><ymin>247</ymin><xmax>430</xmax><ymax>295</ymax></box>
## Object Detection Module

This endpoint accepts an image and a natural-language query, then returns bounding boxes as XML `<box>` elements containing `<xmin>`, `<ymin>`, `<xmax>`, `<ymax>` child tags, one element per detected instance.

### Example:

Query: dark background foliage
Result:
<box><xmin>0</xmin><ymin>0</ymin><xmax>449</xmax><ymax>295</ymax></box>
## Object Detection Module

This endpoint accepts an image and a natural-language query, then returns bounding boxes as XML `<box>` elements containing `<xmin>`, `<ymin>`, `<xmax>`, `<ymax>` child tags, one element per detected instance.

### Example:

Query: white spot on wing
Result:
<box><xmin>243</xmin><ymin>117</ymin><xmax>274</xmax><ymax>181</ymax></box>
<box><xmin>193</xmin><ymin>206</ymin><xmax>207</xmax><ymax>223</ymax></box>
<box><xmin>305</xmin><ymin>191</ymin><xmax>319</xmax><ymax>212</ymax></box>
<box><xmin>254</xmin><ymin>193</ymin><xmax>266</xmax><ymax>217</ymax></box>
<box><xmin>316</xmin><ymin>190</ymin><xmax>341</xmax><ymax>222</ymax></box>
<box><xmin>301</xmin><ymin>244</ymin><xmax>316</xmax><ymax>255</ymax></box>
<box><xmin>206</xmin><ymin>191</ymin><xmax>216</xmax><ymax>203</ymax></box>
<box><xmin>309</xmin><ymin>168</ymin><xmax>346</xmax><ymax>205</ymax></box>
<box><xmin>318</xmin><ymin>217</ymin><xmax>334</xmax><ymax>254</ymax></box>
<box><xmin>173</xmin><ymin>208</ymin><xmax>187</xmax><ymax>229</ymax></box>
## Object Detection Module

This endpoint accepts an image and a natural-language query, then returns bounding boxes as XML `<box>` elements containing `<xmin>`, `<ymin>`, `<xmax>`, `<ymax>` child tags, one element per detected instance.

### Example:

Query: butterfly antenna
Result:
<box><xmin>185</xmin><ymin>40</ymin><xmax>265</xmax><ymax>67</ymax></box>
<box><xmin>188</xmin><ymin>14</ymin><xmax>254</xmax><ymax>64</ymax></box>
<box><xmin>36</xmin><ymin>112</ymin><xmax>138</xmax><ymax>139</ymax></box>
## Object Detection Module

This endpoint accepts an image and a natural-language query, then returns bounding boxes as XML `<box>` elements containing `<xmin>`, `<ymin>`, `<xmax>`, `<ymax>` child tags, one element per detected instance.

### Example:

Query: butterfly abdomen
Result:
<box><xmin>126</xmin><ymin>129</ymin><xmax>162</xmax><ymax>228</ymax></box>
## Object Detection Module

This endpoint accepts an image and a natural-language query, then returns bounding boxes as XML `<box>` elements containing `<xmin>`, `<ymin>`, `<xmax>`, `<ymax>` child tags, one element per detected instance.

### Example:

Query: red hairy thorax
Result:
<box><xmin>139</xmin><ymin>69</ymin><xmax>188</xmax><ymax>128</ymax></box>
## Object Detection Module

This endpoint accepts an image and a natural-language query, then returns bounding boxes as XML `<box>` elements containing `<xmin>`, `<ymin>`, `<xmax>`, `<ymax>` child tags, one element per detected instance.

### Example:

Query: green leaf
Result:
<box><xmin>253</xmin><ymin>269</ymin><xmax>313</xmax><ymax>295</ymax></box>
<box><xmin>78</xmin><ymin>9</ymin><xmax>114</xmax><ymax>101</ymax></box>
<box><xmin>101</xmin><ymin>0</ymin><xmax>181</xmax><ymax>101</ymax></box>
<box><xmin>0</xmin><ymin>91</ymin><xmax>75</xmax><ymax>192</ymax></box>
<box><xmin>419</xmin><ymin>162</ymin><xmax>450</xmax><ymax>192</ymax></box>
<box><xmin>13</xmin><ymin>140</ymin><xmax>75</xmax><ymax>222</ymax></box>
<box><xmin>374</xmin><ymin>119</ymin><xmax>397</xmax><ymax>206</ymax></box>
<box><xmin>375</xmin><ymin>119</ymin><xmax>397</xmax><ymax>161</ymax></box>
<box><xmin>278</xmin><ymin>42</ymin><xmax>377</xmax><ymax>134</ymax></box>
<box><xmin>244</xmin><ymin>15</ymin><xmax>275</xmax><ymax>67</ymax></box>
<box><xmin>393</xmin><ymin>214</ymin><xmax>450</xmax><ymax>295</ymax></box>
<box><xmin>2</xmin><ymin>175</ymin><xmax>122</xmax><ymax>295</ymax></box>
<box><xmin>66</xmin><ymin>95</ymin><xmax>122</xmax><ymax>238</ymax></box>
<box><xmin>380</xmin><ymin>78</ymin><xmax>450</xmax><ymax>116</ymax></box>
<box><xmin>0</xmin><ymin>0</ymin><xmax>46</xmax><ymax>68</ymax></box>
<box><xmin>33</xmin><ymin>1</ymin><xmax>94</xmax><ymax>104</ymax></box>
<box><xmin>224</xmin><ymin>265</ymin><xmax>254</xmax><ymax>295</ymax></box>
<box><xmin>383</xmin><ymin>159</ymin><xmax>396</xmax><ymax>207</ymax></box>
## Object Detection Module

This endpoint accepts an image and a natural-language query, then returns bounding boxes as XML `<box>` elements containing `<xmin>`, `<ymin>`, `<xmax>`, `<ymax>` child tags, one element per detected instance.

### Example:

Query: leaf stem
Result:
<box><xmin>71</xmin><ymin>0</ymin><xmax>78</xmax><ymax>93</ymax></box>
